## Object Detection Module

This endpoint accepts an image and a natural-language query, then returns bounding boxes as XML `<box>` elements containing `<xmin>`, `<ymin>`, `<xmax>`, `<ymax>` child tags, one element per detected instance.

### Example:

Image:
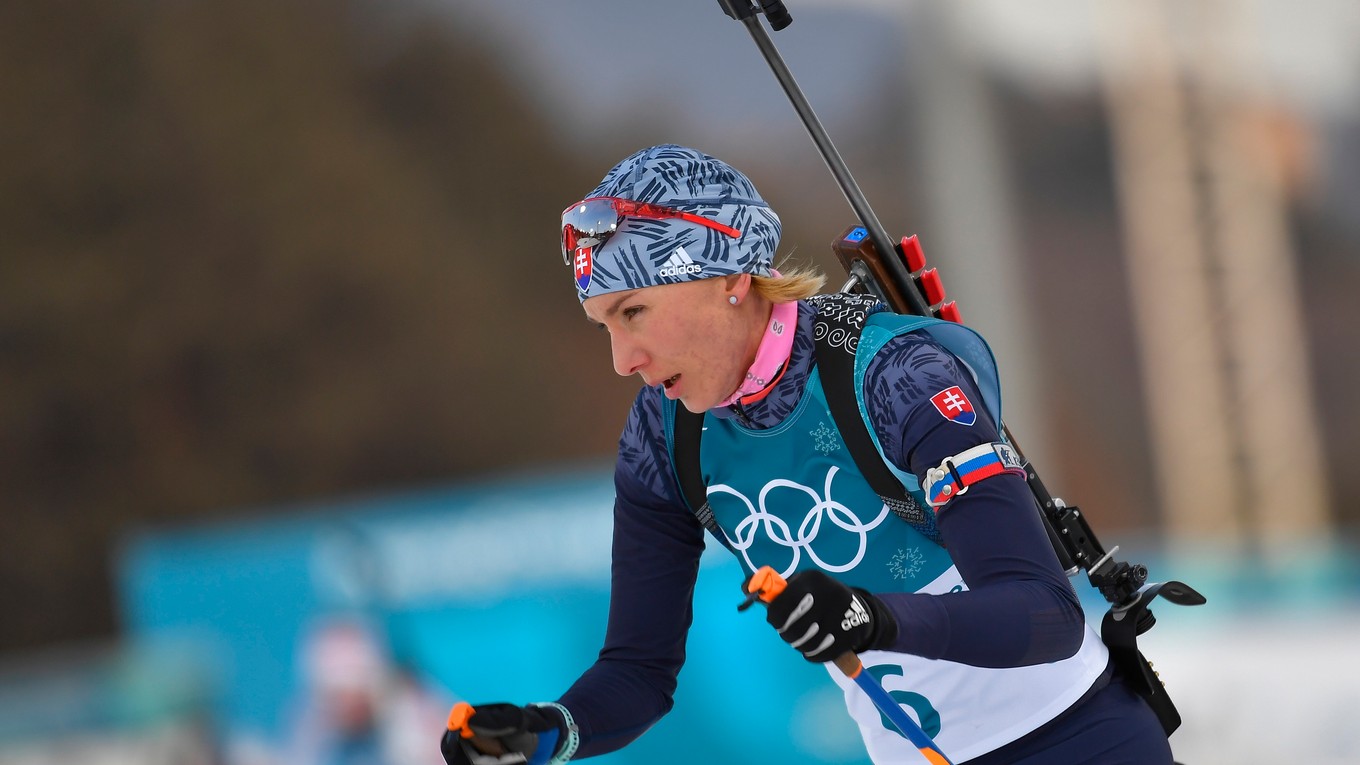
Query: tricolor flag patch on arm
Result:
<box><xmin>930</xmin><ymin>385</ymin><xmax>976</xmax><ymax>426</ymax></box>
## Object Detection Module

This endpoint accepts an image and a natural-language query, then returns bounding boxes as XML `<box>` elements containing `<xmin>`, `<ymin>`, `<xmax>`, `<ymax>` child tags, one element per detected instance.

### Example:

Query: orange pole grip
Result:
<box><xmin>446</xmin><ymin>702</ymin><xmax>476</xmax><ymax>738</ymax></box>
<box><xmin>746</xmin><ymin>565</ymin><xmax>788</xmax><ymax>603</ymax></box>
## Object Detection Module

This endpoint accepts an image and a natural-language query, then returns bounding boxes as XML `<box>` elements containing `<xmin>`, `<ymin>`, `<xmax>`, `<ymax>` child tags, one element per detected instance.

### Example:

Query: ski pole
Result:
<box><xmin>740</xmin><ymin>566</ymin><xmax>954</xmax><ymax>765</ymax></box>
<box><xmin>444</xmin><ymin>702</ymin><xmax>509</xmax><ymax>758</ymax></box>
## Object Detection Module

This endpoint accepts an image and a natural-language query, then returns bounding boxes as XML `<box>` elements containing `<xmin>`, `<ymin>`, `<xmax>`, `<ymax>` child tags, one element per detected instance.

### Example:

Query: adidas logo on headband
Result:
<box><xmin>656</xmin><ymin>246</ymin><xmax>704</xmax><ymax>279</ymax></box>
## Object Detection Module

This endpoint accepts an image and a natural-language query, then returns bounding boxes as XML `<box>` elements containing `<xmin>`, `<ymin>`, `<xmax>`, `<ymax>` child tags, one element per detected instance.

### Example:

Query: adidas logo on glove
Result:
<box><xmin>841</xmin><ymin>597</ymin><xmax>870</xmax><ymax>631</ymax></box>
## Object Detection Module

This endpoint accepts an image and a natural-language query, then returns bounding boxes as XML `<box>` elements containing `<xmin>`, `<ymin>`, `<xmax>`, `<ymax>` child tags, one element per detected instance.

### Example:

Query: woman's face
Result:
<box><xmin>583</xmin><ymin>277</ymin><xmax>759</xmax><ymax>413</ymax></box>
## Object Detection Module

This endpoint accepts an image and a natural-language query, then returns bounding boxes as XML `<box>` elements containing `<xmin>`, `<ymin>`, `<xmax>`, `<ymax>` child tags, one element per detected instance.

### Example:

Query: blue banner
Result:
<box><xmin>117</xmin><ymin>466</ymin><xmax>872</xmax><ymax>765</ymax></box>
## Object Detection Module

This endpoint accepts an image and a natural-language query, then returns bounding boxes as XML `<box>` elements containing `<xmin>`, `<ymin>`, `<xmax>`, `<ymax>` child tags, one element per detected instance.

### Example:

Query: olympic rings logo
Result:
<box><xmin>709</xmin><ymin>466</ymin><xmax>890</xmax><ymax>578</ymax></box>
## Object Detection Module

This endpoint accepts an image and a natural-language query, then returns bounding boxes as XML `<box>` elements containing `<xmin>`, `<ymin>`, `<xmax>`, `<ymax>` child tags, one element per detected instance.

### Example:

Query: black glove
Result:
<box><xmin>440</xmin><ymin>702</ymin><xmax>569</xmax><ymax>765</ymax></box>
<box><xmin>757</xmin><ymin>569</ymin><xmax>897</xmax><ymax>663</ymax></box>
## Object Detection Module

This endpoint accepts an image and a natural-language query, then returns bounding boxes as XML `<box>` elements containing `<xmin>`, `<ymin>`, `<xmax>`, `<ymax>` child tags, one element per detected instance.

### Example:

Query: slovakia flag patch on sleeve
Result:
<box><xmin>930</xmin><ymin>385</ymin><xmax>976</xmax><ymax>426</ymax></box>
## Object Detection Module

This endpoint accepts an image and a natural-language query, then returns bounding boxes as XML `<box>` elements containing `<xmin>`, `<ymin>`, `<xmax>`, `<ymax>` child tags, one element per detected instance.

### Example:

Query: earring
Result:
<box><xmin>728</xmin><ymin>295</ymin><xmax>739</xmax><ymax>305</ymax></box>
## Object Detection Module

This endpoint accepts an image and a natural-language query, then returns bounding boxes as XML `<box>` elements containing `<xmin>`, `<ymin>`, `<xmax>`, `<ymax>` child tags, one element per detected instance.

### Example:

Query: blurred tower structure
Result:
<box><xmin>1096</xmin><ymin>0</ymin><xmax>1331</xmax><ymax>560</ymax></box>
<box><xmin>815</xmin><ymin>0</ymin><xmax>1332</xmax><ymax>559</ymax></box>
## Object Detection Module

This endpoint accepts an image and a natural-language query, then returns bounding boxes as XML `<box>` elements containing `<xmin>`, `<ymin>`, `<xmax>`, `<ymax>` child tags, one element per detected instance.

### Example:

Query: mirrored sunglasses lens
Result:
<box><xmin>560</xmin><ymin>199</ymin><xmax>622</xmax><ymax>264</ymax></box>
<box><xmin>563</xmin><ymin>200</ymin><xmax>621</xmax><ymax>237</ymax></box>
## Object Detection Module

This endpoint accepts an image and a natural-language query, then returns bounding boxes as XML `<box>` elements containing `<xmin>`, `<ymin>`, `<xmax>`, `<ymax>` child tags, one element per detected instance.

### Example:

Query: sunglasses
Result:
<box><xmin>560</xmin><ymin>196</ymin><xmax>741</xmax><ymax>265</ymax></box>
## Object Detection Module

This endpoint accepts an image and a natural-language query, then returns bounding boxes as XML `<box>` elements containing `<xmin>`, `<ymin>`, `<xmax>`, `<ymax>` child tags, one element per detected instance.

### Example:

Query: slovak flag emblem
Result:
<box><xmin>930</xmin><ymin>386</ymin><xmax>976</xmax><ymax>426</ymax></box>
<box><xmin>573</xmin><ymin>246</ymin><xmax>593</xmax><ymax>292</ymax></box>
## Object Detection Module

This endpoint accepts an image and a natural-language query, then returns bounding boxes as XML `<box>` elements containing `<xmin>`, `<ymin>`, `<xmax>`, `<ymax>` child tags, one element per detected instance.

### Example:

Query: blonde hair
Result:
<box><xmin>750</xmin><ymin>262</ymin><xmax>827</xmax><ymax>303</ymax></box>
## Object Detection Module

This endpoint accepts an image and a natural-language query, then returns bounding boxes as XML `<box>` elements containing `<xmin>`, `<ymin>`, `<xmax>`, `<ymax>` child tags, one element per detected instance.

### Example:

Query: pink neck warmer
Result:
<box><xmin>716</xmin><ymin>298</ymin><xmax>798</xmax><ymax>409</ymax></box>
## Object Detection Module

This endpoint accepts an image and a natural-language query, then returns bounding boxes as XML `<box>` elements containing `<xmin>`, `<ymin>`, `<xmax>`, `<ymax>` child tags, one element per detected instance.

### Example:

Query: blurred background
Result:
<box><xmin>2</xmin><ymin>0</ymin><xmax>1358</xmax><ymax>763</ymax></box>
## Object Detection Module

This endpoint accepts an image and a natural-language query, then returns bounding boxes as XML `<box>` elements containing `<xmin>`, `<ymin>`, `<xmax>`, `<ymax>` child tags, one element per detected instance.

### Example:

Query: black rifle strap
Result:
<box><xmin>671</xmin><ymin>404</ymin><xmax>727</xmax><ymax>543</ymax></box>
<box><xmin>806</xmin><ymin>294</ymin><xmax>943</xmax><ymax>546</ymax></box>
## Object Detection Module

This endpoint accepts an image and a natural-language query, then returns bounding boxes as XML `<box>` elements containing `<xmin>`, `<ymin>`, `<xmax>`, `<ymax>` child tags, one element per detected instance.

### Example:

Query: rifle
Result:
<box><xmin>714</xmin><ymin>0</ymin><xmax>1204</xmax><ymax>735</ymax></box>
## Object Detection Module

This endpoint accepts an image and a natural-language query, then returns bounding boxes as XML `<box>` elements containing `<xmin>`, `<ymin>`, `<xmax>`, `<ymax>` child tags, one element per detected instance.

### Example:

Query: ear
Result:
<box><xmin>722</xmin><ymin>273</ymin><xmax>753</xmax><ymax>303</ymax></box>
